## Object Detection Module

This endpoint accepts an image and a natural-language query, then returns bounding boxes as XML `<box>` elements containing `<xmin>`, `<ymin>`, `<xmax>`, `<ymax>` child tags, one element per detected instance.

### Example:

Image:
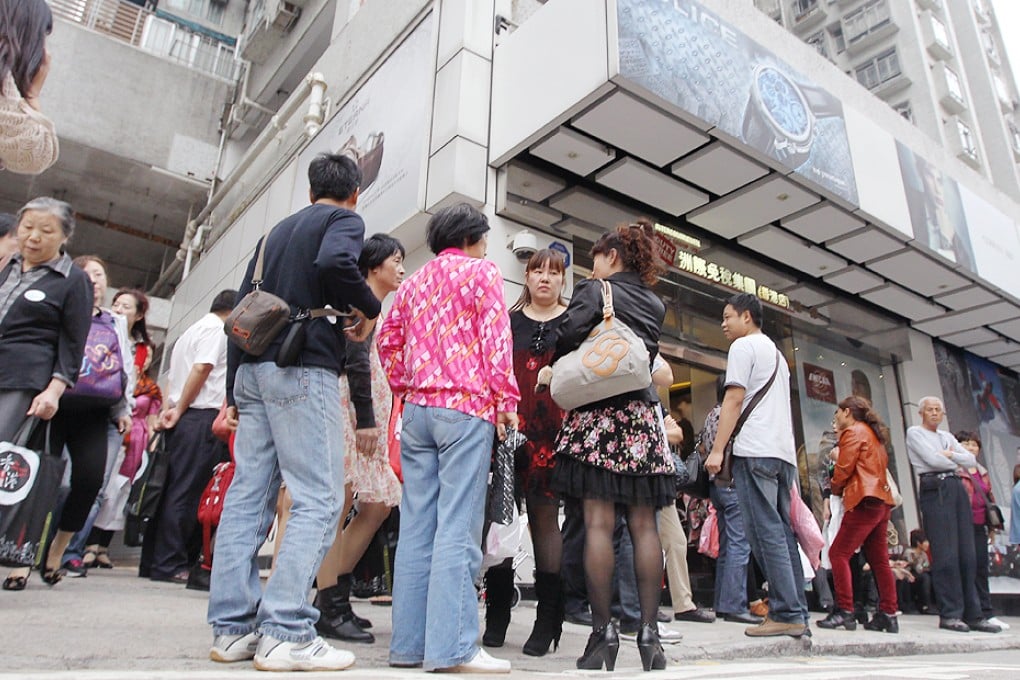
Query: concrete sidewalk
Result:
<box><xmin>2</xmin><ymin>568</ymin><xmax>1018</xmax><ymax>676</ymax></box>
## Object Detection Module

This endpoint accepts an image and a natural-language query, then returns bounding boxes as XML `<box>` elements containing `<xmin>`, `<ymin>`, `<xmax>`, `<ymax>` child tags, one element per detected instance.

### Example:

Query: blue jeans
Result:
<box><xmin>389</xmin><ymin>404</ymin><xmax>494</xmax><ymax>670</ymax></box>
<box><xmin>732</xmin><ymin>456</ymin><xmax>808</xmax><ymax>625</ymax></box>
<box><xmin>710</xmin><ymin>483</ymin><xmax>752</xmax><ymax>615</ymax></box>
<box><xmin>207</xmin><ymin>363</ymin><xmax>344</xmax><ymax>643</ymax></box>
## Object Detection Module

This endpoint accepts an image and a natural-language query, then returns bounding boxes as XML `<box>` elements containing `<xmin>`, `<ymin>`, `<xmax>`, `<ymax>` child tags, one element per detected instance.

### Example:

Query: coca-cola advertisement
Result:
<box><xmin>803</xmin><ymin>363</ymin><xmax>836</xmax><ymax>404</ymax></box>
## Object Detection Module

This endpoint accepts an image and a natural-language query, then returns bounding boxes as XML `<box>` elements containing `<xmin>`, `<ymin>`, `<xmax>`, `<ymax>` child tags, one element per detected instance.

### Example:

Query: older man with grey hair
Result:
<box><xmin>905</xmin><ymin>396</ymin><xmax>999</xmax><ymax>633</ymax></box>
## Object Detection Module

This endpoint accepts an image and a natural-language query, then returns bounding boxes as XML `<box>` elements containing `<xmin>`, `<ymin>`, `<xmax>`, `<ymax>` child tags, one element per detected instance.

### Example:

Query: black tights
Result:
<box><xmin>583</xmin><ymin>499</ymin><xmax>661</xmax><ymax>628</ymax></box>
<box><xmin>527</xmin><ymin>496</ymin><xmax>562</xmax><ymax>574</ymax></box>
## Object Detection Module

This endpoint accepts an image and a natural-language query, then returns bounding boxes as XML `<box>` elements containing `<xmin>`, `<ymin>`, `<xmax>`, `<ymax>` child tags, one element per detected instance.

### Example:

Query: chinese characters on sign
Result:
<box><xmin>673</xmin><ymin>249</ymin><xmax>790</xmax><ymax>309</ymax></box>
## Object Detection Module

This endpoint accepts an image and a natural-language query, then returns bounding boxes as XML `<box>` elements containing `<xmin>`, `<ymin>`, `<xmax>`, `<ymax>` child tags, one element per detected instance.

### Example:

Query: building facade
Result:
<box><xmin>755</xmin><ymin>0</ymin><xmax>1020</xmax><ymax>201</ymax></box>
<box><xmin>163</xmin><ymin>0</ymin><xmax>1020</xmax><ymax>577</ymax></box>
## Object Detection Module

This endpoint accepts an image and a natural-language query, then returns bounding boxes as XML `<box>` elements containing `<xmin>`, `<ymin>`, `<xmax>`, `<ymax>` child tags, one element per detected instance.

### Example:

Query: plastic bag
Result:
<box><xmin>481</xmin><ymin>504</ymin><xmax>524</xmax><ymax>571</ymax></box>
<box><xmin>698</xmin><ymin>503</ymin><xmax>719</xmax><ymax>559</ymax></box>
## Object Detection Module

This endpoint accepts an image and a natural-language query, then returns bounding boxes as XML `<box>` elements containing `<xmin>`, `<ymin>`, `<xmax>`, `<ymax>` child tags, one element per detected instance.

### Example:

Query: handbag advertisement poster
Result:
<box><xmin>615</xmin><ymin>0</ymin><xmax>858</xmax><ymax>205</ymax></box>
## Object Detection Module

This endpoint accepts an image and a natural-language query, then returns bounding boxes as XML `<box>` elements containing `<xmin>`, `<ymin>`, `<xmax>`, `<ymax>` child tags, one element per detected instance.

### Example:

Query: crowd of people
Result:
<box><xmin>2</xmin><ymin>151</ymin><xmax>1019</xmax><ymax>674</ymax></box>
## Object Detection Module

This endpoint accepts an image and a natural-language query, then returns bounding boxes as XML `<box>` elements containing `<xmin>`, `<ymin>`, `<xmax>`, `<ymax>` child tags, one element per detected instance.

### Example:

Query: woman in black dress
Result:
<box><xmin>550</xmin><ymin>221</ymin><xmax>674</xmax><ymax>672</ymax></box>
<box><xmin>483</xmin><ymin>248</ymin><xmax>568</xmax><ymax>656</ymax></box>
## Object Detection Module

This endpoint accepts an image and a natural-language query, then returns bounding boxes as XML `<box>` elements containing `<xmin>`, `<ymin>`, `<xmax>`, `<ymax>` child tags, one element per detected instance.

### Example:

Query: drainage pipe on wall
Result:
<box><xmin>150</xmin><ymin>71</ymin><xmax>327</xmax><ymax>296</ymax></box>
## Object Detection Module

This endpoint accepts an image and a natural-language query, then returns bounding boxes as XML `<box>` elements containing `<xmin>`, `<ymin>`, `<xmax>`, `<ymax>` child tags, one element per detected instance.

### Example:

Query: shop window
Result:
<box><xmin>855</xmin><ymin>48</ymin><xmax>900</xmax><ymax>90</ymax></box>
<box><xmin>844</xmin><ymin>0</ymin><xmax>891</xmax><ymax>45</ymax></box>
<box><xmin>957</xmin><ymin>119</ymin><xmax>978</xmax><ymax>160</ymax></box>
<box><xmin>944</xmin><ymin>66</ymin><xmax>965</xmax><ymax>104</ymax></box>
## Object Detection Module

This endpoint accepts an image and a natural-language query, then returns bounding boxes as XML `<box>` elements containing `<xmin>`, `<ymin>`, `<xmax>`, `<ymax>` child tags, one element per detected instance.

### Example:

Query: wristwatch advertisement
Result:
<box><xmin>741</xmin><ymin>65</ymin><xmax>843</xmax><ymax>169</ymax></box>
<box><xmin>616</xmin><ymin>0</ymin><xmax>858</xmax><ymax>205</ymax></box>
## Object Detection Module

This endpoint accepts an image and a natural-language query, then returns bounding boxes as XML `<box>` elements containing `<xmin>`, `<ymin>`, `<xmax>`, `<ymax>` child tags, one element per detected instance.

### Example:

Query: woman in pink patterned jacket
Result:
<box><xmin>378</xmin><ymin>203</ymin><xmax>520</xmax><ymax>674</ymax></box>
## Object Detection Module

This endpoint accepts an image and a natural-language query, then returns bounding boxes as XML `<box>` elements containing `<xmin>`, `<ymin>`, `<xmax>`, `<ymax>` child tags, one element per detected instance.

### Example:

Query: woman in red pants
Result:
<box><xmin>817</xmin><ymin>395</ymin><xmax>899</xmax><ymax>633</ymax></box>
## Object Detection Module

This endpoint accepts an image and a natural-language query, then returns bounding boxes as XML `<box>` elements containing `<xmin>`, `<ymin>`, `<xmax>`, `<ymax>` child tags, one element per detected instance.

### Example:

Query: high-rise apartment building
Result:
<box><xmin>755</xmin><ymin>0</ymin><xmax>1020</xmax><ymax>200</ymax></box>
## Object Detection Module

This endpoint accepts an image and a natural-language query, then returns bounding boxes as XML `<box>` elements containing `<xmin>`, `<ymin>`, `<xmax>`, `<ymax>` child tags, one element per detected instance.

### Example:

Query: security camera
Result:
<box><xmin>509</xmin><ymin>230</ymin><xmax>538</xmax><ymax>263</ymax></box>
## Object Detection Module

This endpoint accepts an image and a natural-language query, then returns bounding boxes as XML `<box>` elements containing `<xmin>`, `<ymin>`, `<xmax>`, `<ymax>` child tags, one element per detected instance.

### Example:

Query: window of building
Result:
<box><xmin>957</xmin><ymin>119</ymin><xmax>977</xmax><ymax>160</ymax></box>
<box><xmin>830</xmin><ymin>25</ymin><xmax>846</xmax><ymax>53</ymax></box>
<box><xmin>1009</xmin><ymin>123</ymin><xmax>1020</xmax><ymax>153</ymax></box>
<box><xmin>844</xmin><ymin>0</ymin><xmax>891</xmax><ymax>45</ymax></box>
<box><xmin>944</xmin><ymin>66</ymin><xmax>965</xmax><ymax>103</ymax></box>
<box><xmin>893</xmin><ymin>100</ymin><xmax>913</xmax><ymax>122</ymax></box>
<box><xmin>164</xmin><ymin>0</ymin><xmax>224</xmax><ymax>26</ymax></box>
<box><xmin>793</xmin><ymin>0</ymin><xmax>817</xmax><ymax>18</ymax></box>
<box><xmin>855</xmin><ymin>48</ymin><xmax>900</xmax><ymax>90</ymax></box>
<box><xmin>930</xmin><ymin>15</ymin><xmax>950</xmax><ymax>51</ymax></box>
<box><xmin>994</xmin><ymin>75</ymin><xmax>1012</xmax><ymax>104</ymax></box>
<box><xmin>806</xmin><ymin>31</ymin><xmax>828</xmax><ymax>58</ymax></box>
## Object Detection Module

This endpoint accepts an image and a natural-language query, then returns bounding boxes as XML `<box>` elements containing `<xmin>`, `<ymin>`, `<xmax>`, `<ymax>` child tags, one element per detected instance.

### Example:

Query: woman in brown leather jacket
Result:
<box><xmin>817</xmin><ymin>395</ymin><xmax>899</xmax><ymax>633</ymax></box>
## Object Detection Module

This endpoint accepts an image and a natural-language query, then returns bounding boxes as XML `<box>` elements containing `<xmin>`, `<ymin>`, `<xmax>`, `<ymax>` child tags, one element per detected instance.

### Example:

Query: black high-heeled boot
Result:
<box><xmin>523</xmin><ymin>571</ymin><xmax>564</xmax><ymax>656</ymax></box>
<box><xmin>816</xmin><ymin>608</ymin><xmax>858</xmax><ymax>631</ymax></box>
<box><xmin>863</xmin><ymin>611</ymin><xmax>899</xmax><ymax>634</ymax></box>
<box><xmin>482</xmin><ymin>566</ymin><xmax>515</xmax><ymax>648</ymax></box>
<box><xmin>636</xmin><ymin>622</ymin><xmax>666</xmax><ymax>671</ymax></box>
<box><xmin>313</xmin><ymin>576</ymin><xmax>374</xmax><ymax>643</ymax></box>
<box><xmin>576</xmin><ymin>622</ymin><xmax>620</xmax><ymax>671</ymax></box>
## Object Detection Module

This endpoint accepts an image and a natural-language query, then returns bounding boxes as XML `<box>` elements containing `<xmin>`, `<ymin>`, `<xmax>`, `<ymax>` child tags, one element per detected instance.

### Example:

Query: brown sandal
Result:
<box><xmin>42</xmin><ymin>567</ymin><xmax>66</xmax><ymax>586</ymax></box>
<box><xmin>2</xmin><ymin>574</ymin><xmax>29</xmax><ymax>591</ymax></box>
<box><xmin>95</xmin><ymin>550</ymin><xmax>114</xmax><ymax>569</ymax></box>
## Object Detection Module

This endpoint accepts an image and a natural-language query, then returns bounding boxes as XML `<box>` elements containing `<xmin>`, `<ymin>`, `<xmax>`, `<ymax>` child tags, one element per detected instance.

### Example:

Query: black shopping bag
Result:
<box><xmin>0</xmin><ymin>418</ymin><xmax>65</xmax><ymax>568</ymax></box>
<box><xmin>123</xmin><ymin>433</ymin><xmax>168</xmax><ymax>547</ymax></box>
<box><xmin>486</xmin><ymin>428</ymin><xmax>526</xmax><ymax>525</ymax></box>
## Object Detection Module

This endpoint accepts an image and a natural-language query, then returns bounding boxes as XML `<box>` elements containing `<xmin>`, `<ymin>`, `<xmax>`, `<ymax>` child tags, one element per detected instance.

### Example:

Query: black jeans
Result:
<box><xmin>973</xmin><ymin>523</ymin><xmax>994</xmax><ymax>618</ymax></box>
<box><xmin>918</xmin><ymin>475</ymin><xmax>981</xmax><ymax>621</ymax></box>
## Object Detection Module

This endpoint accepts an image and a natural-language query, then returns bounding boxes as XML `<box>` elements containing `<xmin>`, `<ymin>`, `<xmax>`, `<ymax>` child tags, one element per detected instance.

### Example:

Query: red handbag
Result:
<box><xmin>211</xmin><ymin>401</ymin><xmax>232</xmax><ymax>443</ymax></box>
<box><xmin>387</xmin><ymin>397</ymin><xmax>403</xmax><ymax>483</ymax></box>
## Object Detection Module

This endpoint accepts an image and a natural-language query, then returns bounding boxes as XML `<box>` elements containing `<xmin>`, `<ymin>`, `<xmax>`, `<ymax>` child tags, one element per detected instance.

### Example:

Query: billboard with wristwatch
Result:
<box><xmin>615</xmin><ymin>0</ymin><xmax>859</xmax><ymax>205</ymax></box>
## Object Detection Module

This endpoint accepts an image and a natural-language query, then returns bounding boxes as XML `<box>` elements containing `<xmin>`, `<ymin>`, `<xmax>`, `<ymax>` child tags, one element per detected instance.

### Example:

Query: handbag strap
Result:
<box><xmin>731</xmin><ymin>349</ymin><xmax>782</xmax><ymax>439</ymax></box>
<box><xmin>10</xmin><ymin>417</ymin><xmax>53</xmax><ymax>457</ymax></box>
<box><xmin>962</xmin><ymin>467</ymin><xmax>995</xmax><ymax>507</ymax></box>
<box><xmin>600</xmin><ymin>279</ymin><xmax>614</xmax><ymax>320</ymax></box>
<box><xmin>250</xmin><ymin>236</ymin><xmax>354</xmax><ymax>322</ymax></box>
<box><xmin>251</xmin><ymin>237</ymin><xmax>267</xmax><ymax>290</ymax></box>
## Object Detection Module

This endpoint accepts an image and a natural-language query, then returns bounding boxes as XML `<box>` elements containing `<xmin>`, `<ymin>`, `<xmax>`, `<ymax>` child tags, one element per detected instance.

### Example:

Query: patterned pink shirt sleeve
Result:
<box><xmin>376</xmin><ymin>249</ymin><xmax>520</xmax><ymax>424</ymax></box>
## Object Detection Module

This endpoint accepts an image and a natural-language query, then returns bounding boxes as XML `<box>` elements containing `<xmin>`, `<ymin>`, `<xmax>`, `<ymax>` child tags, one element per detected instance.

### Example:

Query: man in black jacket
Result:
<box><xmin>207</xmin><ymin>153</ymin><xmax>380</xmax><ymax>672</ymax></box>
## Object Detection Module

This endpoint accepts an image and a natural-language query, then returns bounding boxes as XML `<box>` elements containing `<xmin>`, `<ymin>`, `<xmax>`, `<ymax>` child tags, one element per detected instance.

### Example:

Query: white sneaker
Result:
<box><xmin>437</xmin><ymin>648</ymin><xmax>511</xmax><ymax>674</ymax></box>
<box><xmin>658</xmin><ymin>623</ymin><xmax>683</xmax><ymax>644</ymax></box>
<box><xmin>254</xmin><ymin>635</ymin><xmax>355</xmax><ymax>672</ymax></box>
<box><xmin>210</xmin><ymin>631</ymin><xmax>259</xmax><ymax>662</ymax></box>
<box><xmin>987</xmin><ymin>616</ymin><xmax>1010</xmax><ymax>631</ymax></box>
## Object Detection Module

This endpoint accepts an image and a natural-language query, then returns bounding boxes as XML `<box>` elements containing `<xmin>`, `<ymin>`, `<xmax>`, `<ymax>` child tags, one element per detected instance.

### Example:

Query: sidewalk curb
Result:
<box><xmin>670</xmin><ymin>631</ymin><xmax>1020</xmax><ymax>661</ymax></box>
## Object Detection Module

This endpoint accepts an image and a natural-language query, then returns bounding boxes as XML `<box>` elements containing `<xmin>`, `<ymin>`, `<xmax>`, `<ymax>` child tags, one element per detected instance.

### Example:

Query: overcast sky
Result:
<box><xmin>991</xmin><ymin>0</ymin><xmax>1020</xmax><ymax>90</ymax></box>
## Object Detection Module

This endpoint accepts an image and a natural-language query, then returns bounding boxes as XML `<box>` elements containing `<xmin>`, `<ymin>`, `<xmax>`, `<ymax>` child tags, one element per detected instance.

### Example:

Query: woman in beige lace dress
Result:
<box><xmin>0</xmin><ymin>0</ymin><xmax>59</xmax><ymax>174</ymax></box>
<box><xmin>312</xmin><ymin>234</ymin><xmax>405</xmax><ymax>644</ymax></box>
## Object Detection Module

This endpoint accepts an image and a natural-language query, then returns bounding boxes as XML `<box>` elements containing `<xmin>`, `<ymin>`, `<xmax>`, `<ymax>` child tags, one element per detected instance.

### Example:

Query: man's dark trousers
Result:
<box><xmin>150</xmin><ymin>407</ymin><xmax>227</xmax><ymax>580</ymax></box>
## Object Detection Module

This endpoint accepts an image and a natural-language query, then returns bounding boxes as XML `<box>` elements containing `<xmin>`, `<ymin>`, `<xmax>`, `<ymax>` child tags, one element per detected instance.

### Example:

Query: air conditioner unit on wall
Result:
<box><xmin>271</xmin><ymin>1</ymin><xmax>300</xmax><ymax>32</ymax></box>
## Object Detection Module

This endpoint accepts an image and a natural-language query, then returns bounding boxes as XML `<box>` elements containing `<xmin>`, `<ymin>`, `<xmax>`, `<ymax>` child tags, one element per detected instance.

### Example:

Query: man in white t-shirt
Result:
<box><xmin>142</xmin><ymin>290</ymin><xmax>235</xmax><ymax>583</ymax></box>
<box><xmin>705</xmin><ymin>293</ymin><xmax>808</xmax><ymax>638</ymax></box>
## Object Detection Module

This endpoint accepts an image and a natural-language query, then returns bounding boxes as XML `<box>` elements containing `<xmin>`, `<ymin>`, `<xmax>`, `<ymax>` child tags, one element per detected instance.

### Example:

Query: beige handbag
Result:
<box><xmin>549</xmin><ymin>280</ymin><xmax>651</xmax><ymax>411</ymax></box>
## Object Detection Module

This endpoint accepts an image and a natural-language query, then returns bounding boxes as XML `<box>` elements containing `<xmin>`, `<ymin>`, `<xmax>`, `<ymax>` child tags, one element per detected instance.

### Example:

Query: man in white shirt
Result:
<box><xmin>142</xmin><ymin>290</ymin><xmax>235</xmax><ymax>583</ymax></box>
<box><xmin>706</xmin><ymin>293</ymin><xmax>808</xmax><ymax>638</ymax></box>
<box><xmin>905</xmin><ymin>397</ymin><xmax>999</xmax><ymax>634</ymax></box>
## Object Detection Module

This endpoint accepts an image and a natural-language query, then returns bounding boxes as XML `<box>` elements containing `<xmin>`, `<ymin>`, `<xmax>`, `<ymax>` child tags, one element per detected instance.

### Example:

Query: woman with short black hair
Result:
<box><xmin>378</xmin><ymin>203</ymin><xmax>520</xmax><ymax>673</ymax></box>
